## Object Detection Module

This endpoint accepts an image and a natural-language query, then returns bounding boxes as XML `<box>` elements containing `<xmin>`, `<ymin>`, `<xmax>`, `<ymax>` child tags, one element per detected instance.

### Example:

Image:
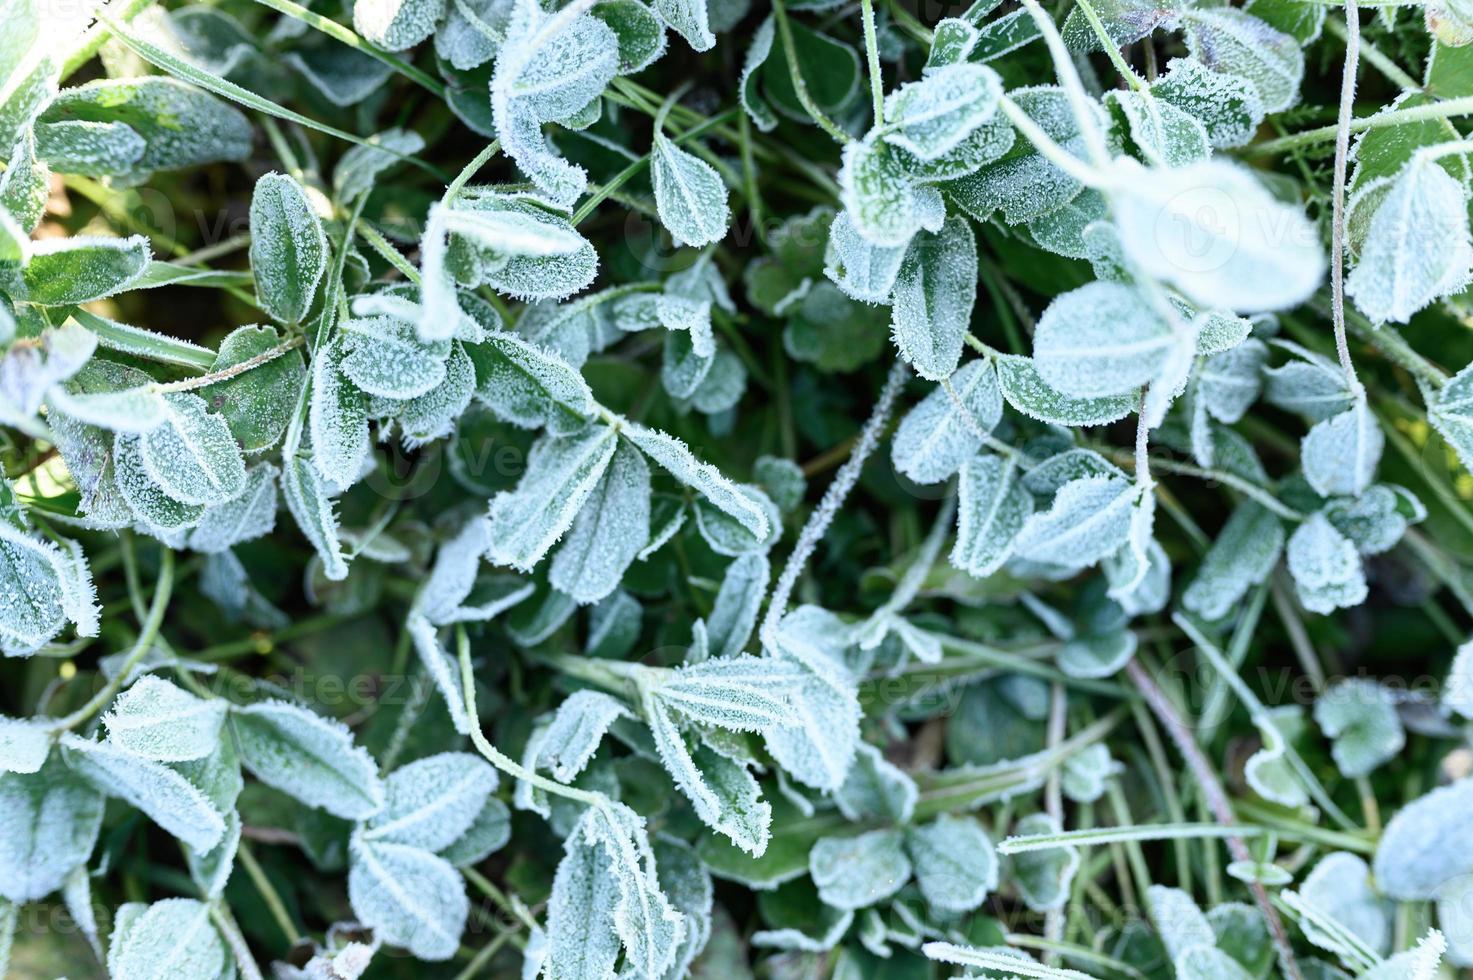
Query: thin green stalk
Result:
<box><xmin>51</xmin><ymin>548</ymin><xmax>174</xmax><ymax>733</ymax></box>
<box><xmin>236</xmin><ymin>842</ymin><xmax>302</xmax><ymax>946</ymax></box>
<box><xmin>1071</xmin><ymin>0</ymin><xmax>1147</xmax><ymax>91</ymax></box>
<box><xmin>1254</xmin><ymin>93</ymin><xmax>1473</xmax><ymax>155</ymax></box>
<box><xmin>358</xmin><ymin>222</ymin><xmax>423</xmax><ymax>284</ymax></box>
<box><xmin>445</xmin><ymin>142</ymin><xmax>502</xmax><ymax>203</ymax></box>
<box><xmin>859</xmin><ymin>0</ymin><xmax>886</xmax><ymax>124</ymax></box>
<box><xmin>770</xmin><ymin>0</ymin><xmax>852</xmax><ymax>144</ymax></box>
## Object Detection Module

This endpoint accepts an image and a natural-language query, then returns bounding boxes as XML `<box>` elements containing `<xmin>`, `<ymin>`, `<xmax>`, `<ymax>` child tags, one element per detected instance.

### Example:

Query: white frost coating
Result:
<box><xmin>1286</xmin><ymin>512</ymin><xmax>1367</xmax><ymax>614</ymax></box>
<box><xmin>102</xmin><ymin>676</ymin><xmax>225</xmax><ymax>762</ymax></box>
<box><xmin>824</xmin><ymin>209</ymin><xmax>907</xmax><ymax>304</ymax></box>
<box><xmin>1432</xmin><ymin>360</ymin><xmax>1473</xmax><ymax>473</ymax></box>
<box><xmin>1111</xmin><ymin>157</ymin><xmax>1325</xmax><ymax>314</ymax></box>
<box><xmin>187</xmin><ymin>463</ymin><xmax>278</xmax><ymax>554</ymax></box>
<box><xmin>905</xmin><ymin>815</ymin><xmax>997</xmax><ymax>913</ymax></box>
<box><xmin>281</xmin><ymin>455</ymin><xmax>349</xmax><ymax>581</ymax></box>
<box><xmin>550</xmin><ymin>439</ymin><xmax>651</xmax><ymax>604</ymax></box>
<box><xmin>139</xmin><ymin>394</ymin><xmax>247</xmax><ymax>507</ymax></box>
<box><xmin>1009</xmin><ymin>812</ymin><xmax>1079</xmax><ymax>912</ymax></box>
<box><xmin>1013</xmin><ymin>475</ymin><xmax>1137</xmax><ymax>570</ymax></box>
<box><xmin>1031</xmin><ymin>281</ymin><xmax>1172</xmax><ymax>398</ymax></box>
<box><xmin>704</xmin><ymin>552</ymin><xmax>769</xmax><ymax>660</ymax></box>
<box><xmin>364</xmin><ymin>752</ymin><xmax>495</xmax><ymax>851</ymax></box>
<box><xmin>230</xmin><ymin>699</ymin><xmax>384</xmax><ymax>819</ymax></box>
<box><xmin>249</xmin><ymin>172</ymin><xmax>328</xmax><ymax>325</ymax></box>
<box><xmin>1147</xmin><ymin>884</ymin><xmax>1215</xmax><ymax>961</ymax></box>
<box><xmin>1313</xmin><ymin>679</ymin><xmax>1404</xmax><ymax>778</ymax></box>
<box><xmin>406</xmin><ymin>612</ymin><xmax>473</xmax><ymax>734</ymax></box>
<box><xmin>880</xmin><ymin>63</ymin><xmax>1001</xmax><ymax>162</ymax></box>
<box><xmin>538</xmin><ymin>690</ymin><xmax>630</xmax><ymax>781</ymax></box>
<box><xmin>1374</xmin><ymin>778</ymin><xmax>1473</xmax><ymax>899</ymax></box>
<box><xmin>107</xmin><ymin>898</ymin><xmax>228</xmax><ymax>980</ymax></box>
<box><xmin>1346</xmin><ymin>155</ymin><xmax>1473</xmax><ymax>324</ymax></box>
<box><xmin>809</xmin><ymin>828</ymin><xmax>911</xmax><ymax>909</ymax></box>
<box><xmin>1151</xmin><ymin>57</ymin><xmax>1265</xmax><ymax>149</ymax></box>
<box><xmin>1181</xmin><ymin>501</ymin><xmax>1284</xmax><ymax>621</ymax></box>
<box><xmin>309</xmin><ymin>335</ymin><xmax>371</xmax><ymax>492</ymax></box>
<box><xmin>892</xmin><ymin>359</ymin><xmax>1001</xmax><ymax>484</ymax></box>
<box><xmin>650</xmin><ymin>133</ymin><xmax>730</xmax><ymax>247</ymax></box>
<box><xmin>487</xmin><ymin>424</ymin><xmax>618</xmax><ymax>571</ymax></box>
<box><xmin>60</xmin><ymin>733</ymin><xmax>226</xmax><ymax>852</ymax></box>
<box><xmin>621</xmin><ymin>422</ymin><xmax>770</xmax><ymax>540</ymax></box>
<box><xmin>348</xmin><ymin>836</ymin><xmax>468</xmax><ymax>961</ymax></box>
<box><xmin>1182</xmin><ymin>7</ymin><xmax>1304</xmax><ymax>113</ymax></box>
<box><xmin>353</xmin><ymin>0</ymin><xmax>446</xmax><ymax>50</ymax></box>
<box><xmin>654</xmin><ymin>654</ymin><xmax>804</xmax><ymax>730</ymax></box>
<box><xmin>339</xmin><ymin>316</ymin><xmax>450</xmax><ymax>400</ymax></box>
<box><xmin>950</xmin><ymin>453</ymin><xmax>1031</xmax><ymax>577</ymax></box>
<box><xmin>995</xmin><ymin>353</ymin><xmax>1135</xmax><ymax>427</ymax></box>
<box><xmin>1301</xmin><ymin>398</ymin><xmax>1382</xmax><ymax>498</ymax></box>
<box><xmin>1298</xmin><ymin>852</ymin><xmax>1392</xmax><ymax>958</ymax></box>
<box><xmin>890</xmin><ymin>216</ymin><xmax>977</xmax><ymax>382</ymax></box>
<box><xmin>0</xmin><ymin>758</ymin><xmax>104</xmax><ymax>902</ymax></box>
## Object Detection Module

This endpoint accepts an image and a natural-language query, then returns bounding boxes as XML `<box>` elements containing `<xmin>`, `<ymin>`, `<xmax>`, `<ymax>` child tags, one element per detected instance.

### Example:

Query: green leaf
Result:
<box><xmin>102</xmin><ymin>676</ymin><xmax>226</xmax><ymax>762</ymax></box>
<box><xmin>231</xmin><ymin>699</ymin><xmax>384</xmax><ymax>819</ymax></box>
<box><xmin>906</xmin><ymin>815</ymin><xmax>998</xmax><ymax>914</ymax></box>
<box><xmin>1313</xmin><ymin>679</ymin><xmax>1404</xmax><ymax>778</ymax></box>
<box><xmin>250</xmin><ymin>173</ymin><xmax>328</xmax><ymax>325</ymax></box>
<box><xmin>61</xmin><ymin>733</ymin><xmax>226</xmax><ymax>852</ymax></box>
<box><xmin>651</xmin><ymin>133</ymin><xmax>730</xmax><ymax>247</ymax></box>
<box><xmin>487</xmin><ymin>424</ymin><xmax>619</xmax><ymax>571</ymax></box>
<box><xmin>21</xmin><ymin>235</ymin><xmax>150</xmax><ymax>305</ymax></box>
<box><xmin>199</xmin><ymin>325</ymin><xmax>304</xmax><ymax>453</ymax></box>
<box><xmin>881</xmin><ymin>64</ymin><xmax>1002</xmax><ymax>162</ymax></box>
<box><xmin>348</xmin><ymin>835</ymin><xmax>468</xmax><ymax>960</ymax></box>
<box><xmin>950</xmin><ymin>453</ymin><xmax>1032</xmax><ymax>577</ymax></box>
<box><xmin>0</xmin><ymin>756</ymin><xmax>104</xmax><ymax>903</ymax></box>
<box><xmin>890</xmin><ymin>217</ymin><xmax>978</xmax><ymax>381</ymax></box>
<box><xmin>809</xmin><ymin>828</ymin><xmax>911</xmax><ymax>910</ymax></box>
<box><xmin>353</xmin><ymin>0</ymin><xmax>447</xmax><ymax>50</ymax></box>
<box><xmin>364</xmin><ymin>751</ymin><xmax>496</xmax><ymax>851</ymax></box>
<box><xmin>139</xmin><ymin>394</ymin><xmax>248</xmax><ymax>507</ymax></box>
<box><xmin>107</xmin><ymin>898</ymin><xmax>229</xmax><ymax>980</ymax></box>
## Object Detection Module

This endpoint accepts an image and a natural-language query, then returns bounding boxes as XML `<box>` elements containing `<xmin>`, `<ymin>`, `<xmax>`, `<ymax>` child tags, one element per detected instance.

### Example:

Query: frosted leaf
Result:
<box><xmin>946</xmin><ymin>86</ymin><xmax>1101</xmax><ymax>225</ymax></box>
<box><xmin>575</xmin><ymin>802</ymin><xmax>687</xmax><ymax>976</ymax></box>
<box><xmin>833</xmin><ymin>742</ymin><xmax>916</xmax><ymax>824</ymax></box>
<box><xmin>542</xmin><ymin>830</ymin><xmax>623</xmax><ymax>977</ymax></box>
<box><xmin>1182</xmin><ymin>7</ymin><xmax>1303</xmax><ymax>113</ymax></box>
<box><xmin>1357</xmin><ymin>930</ymin><xmax>1447</xmax><ymax>980</ymax></box>
<box><xmin>1302</xmin><ymin>399</ymin><xmax>1382</xmax><ymax>498</ymax></box>
<box><xmin>1299</xmin><ymin>852</ymin><xmax>1393</xmax><ymax>958</ymax></box>
<box><xmin>20</xmin><ymin>235</ymin><xmax>150</xmax><ymax>306</ymax></box>
<box><xmin>0</xmin><ymin>320</ymin><xmax>95</xmax><ymax>418</ymax></box>
<box><xmin>687</xmin><ymin>345</ymin><xmax>747</xmax><ymax>414</ymax></box>
<box><xmin>107</xmin><ymin>898</ymin><xmax>228</xmax><ymax>980</ymax></box>
<box><xmin>398</xmin><ymin>340</ymin><xmax>475</xmax><ymax>448</ymax></box>
<box><xmin>0</xmin><ymin>716</ymin><xmax>49</xmax><ymax>775</ymax></box>
<box><xmin>364</xmin><ymin>752</ymin><xmax>495</xmax><ymax>851</ymax></box>
<box><xmin>281</xmin><ymin>455</ymin><xmax>349</xmax><ymax>581</ymax></box>
<box><xmin>739</xmin><ymin>16</ymin><xmax>778</xmax><ymax>131</ymax></box>
<box><xmin>1152</xmin><ymin>57</ymin><xmax>1264</xmax><ymax>149</ymax></box>
<box><xmin>1431</xmin><ymin>360</ymin><xmax>1473</xmax><ymax>472</ymax></box>
<box><xmin>486</xmin><ymin>424</ymin><xmax>618</xmax><ymax>571</ymax></box>
<box><xmin>1182</xmin><ymin>501</ymin><xmax>1285</xmax><ymax>621</ymax></box>
<box><xmin>753</xmin><ymin>456</ymin><xmax>805</xmax><ymax>516</ymax></box>
<box><xmin>890</xmin><ymin>217</ymin><xmax>977</xmax><ymax>382</ymax></box>
<box><xmin>187</xmin><ymin>462</ymin><xmax>278</xmax><ymax>554</ymax></box>
<box><xmin>893</xmin><ymin>360</ymin><xmax>1001</xmax><ymax>484</ymax></box>
<box><xmin>1322</xmin><ymin>484</ymin><xmax>1420</xmax><ymax>555</ymax></box>
<box><xmin>348</xmin><ymin>836</ymin><xmax>467</xmax><ymax>961</ymax></box>
<box><xmin>1014</xmin><ymin>474</ymin><xmax>1137</xmax><ymax>570</ymax></box>
<box><xmin>1009</xmin><ymin>813</ymin><xmax>1079</xmax><ymax>911</ymax></box>
<box><xmin>824</xmin><ymin>209</ymin><xmax>907</xmax><ymax>303</ymax></box>
<box><xmin>622</xmin><ymin>422</ymin><xmax>771</xmax><ymax>541</ymax></box>
<box><xmin>249</xmin><ymin>172</ymin><xmax>327</xmax><ymax>325</ymax></box>
<box><xmin>1440</xmin><ymin>876</ymin><xmax>1473</xmax><ymax>967</ymax></box>
<box><xmin>1058</xmin><ymin>630</ymin><xmax>1136</xmax><ymax>679</ymax></box>
<box><xmin>1287</xmin><ymin>513</ymin><xmax>1367</xmax><ymax>615</ymax></box>
<box><xmin>1200</xmin><ymin>338</ymin><xmax>1267</xmax><ymax>423</ymax></box>
<box><xmin>0</xmin><ymin>757</ymin><xmax>103</xmax><ymax>902</ymax></box>
<box><xmin>435</xmin><ymin>0</ymin><xmax>508</xmax><ymax>69</ymax></box>
<box><xmin>809</xmin><ymin>828</ymin><xmax>911</xmax><ymax>910</ymax></box>
<box><xmin>114</xmin><ymin>435</ymin><xmax>206</xmax><ymax>532</ymax></box>
<box><xmin>498</xmin><ymin>7</ymin><xmax>620</xmax><ymax>120</ymax></box>
<box><xmin>467</xmin><ymin>329</ymin><xmax>596</xmax><ymax>434</ymax></box>
<box><xmin>338</xmin><ymin>315</ymin><xmax>450</xmax><ymax>400</ymax></box>
<box><xmin>35</xmin><ymin>77</ymin><xmax>251</xmax><ymax>181</ymax></box>
<box><xmin>133</xmin><ymin>393</ymin><xmax>247</xmax><ymax>509</ymax></box>
<box><xmin>406</xmin><ymin>613</ymin><xmax>473</xmax><ymax>735</ymax></box>
<box><xmin>490</xmin><ymin>97</ymin><xmax>588</xmax><ymax>208</ymax></box>
<box><xmin>838</xmin><ymin>135</ymin><xmax>946</xmax><ymax>248</ymax></box>
<box><xmin>704</xmin><ymin>552</ymin><xmax>768</xmax><ymax>660</ymax></box>
<box><xmin>652</xmin><ymin>0</ymin><xmax>714</xmax><ymax>50</ymax></box>
<box><xmin>1060</xmin><ymin>743</ymin><xmax>1122</xmax><ymax>803</ymax></box>
<box><xmin>1107</xmin><ymin>89</ymin><xmax>1210</xmax><ymax>168</ymax></box>
<box><xmin>654</xmin><ymin>654</ymin><xmax>806</xmax><ymax>730</ymax></box>
<box><xmin>437</xmin><ymin>793</ymin><xmax>511</xmax><ymax>868</ymax></box>
<box><xmin>904</xmin><ymin>815</ymin><xmax>996</xmax><ymax>914</ymax></box>
<box><xmin>1346</xmin><ymin>155</ymin><xmax>1473</xmax><ymax>324</ymax></box>
<box><xmin>304</xmin><ymin>335</ymin><xmax>365</xmax><ymax>493</ymax></box>
<box><xmin>231</xmin><ymin>699</ymin><xmax>384</xmax><ymax>819</ymax></box>
<box><xmin>60</xmin><ymin>733</ymin><xmax>226</xmax><ymax>851</ymax></box>
<box><xmin>591</xmin><ymin>0</ymin><xmax>667</xmax><ymax>73</ymax></box>
<box><xmin>1110</xmin><ymin>158</ymin><xmax>1324</xmax><ymax>314</ymax></box>
<box><xmin>651</xmin><ymin>133</ymin><xmax>730</xmax><ymax>247</ymax></box>
<box><xmin>455</xmin><ymin>197</ymin><xmax>599</xmax><ymax>302</ymax></box>
<box><xmin>550</xmin><ymin>440</ymin><xmax>651</xmax><ymax>604</ymax></box>
<box><xmin>0</xmin><ymin>519</ymin><xmax>98</xmax><ymax>650</ymax></box>
<box><xmin>333</xmin><ymin>128</ymin><xmax>426</xmax><ymax>202</ymax></box>
<box><xmin>1028</xmin><ymin>189</ymin><xmax>1107</xmax><ymax>259</ymax></box>
<box><xmin>418</xmin><ymin>517</ymin><xmax>489</xmax><ymax>624</ymax></box>
<box><xmin>1265</xmin><ymin>354</ymin><xmax>1354</xmax><ymax>423</ymax></box>
<box><xmin>995</xmin><ymin>353</ymin><xmax>1135</xmax><ymax>426</ymax></box>
<box><xmin>950</xmin><ymin>453</ymin><xmax>1032</xmax><ymax>577</ymax></box>
<box><xmin>102</xmin><ymin>676</ymin><xmax>225</xmax><ymax>762</ymax></box>
<box><xmin>1314</xmin><ymin>679</ymin><xmax>1404</xmax><ymax>778</ymax></box>
<box><xmin>353</xmin><ymin>0</ymin><xmax>446</xmax><ymax>50</ymax></box>
<box><xmin>538</xmin><ymin>690</ymin><xmax>630</xmax><ymax>781</ymax></box>
<box><xmin>1147</xmin><ymin>884</ymin><xmax>1215</xmax><ymax>961</ymax></box>
<box><xmin>881</xmin><ymin>63</ymin><xmax>1002</xmax><ymax>162</ymax></box>
<box><xmin>645</xmin><ymin>696</ymin><xmax>770</xmax><ymax>854</ymax></box>
<box><xmin>1032</xmin><ymin>281</ymin><xmax>1172</xmax><ymax>398</ymax></box>
<box><xmin>662</xmin><ymin>329</ymin><xmax>715</xmax><ymax>399</ymax></box>
<box><xmin>1245</xmin><ymin>707</ymin><xmax>1307</xmax><ymax>807</ymax></box>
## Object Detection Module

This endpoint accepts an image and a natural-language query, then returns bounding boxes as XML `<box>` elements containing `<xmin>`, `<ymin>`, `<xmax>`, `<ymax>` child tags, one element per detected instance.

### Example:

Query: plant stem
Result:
<box><xmin>1330</xmin><ymin>0</ymin><xmax>1362</xmax><ymax>390</ymax></box>
<box><xmin>1124</xmin><ymin>659</ymin><xmax>1304</xmax><ymax>980</ymax></box>
<box><xmin>236</xmin><ymin>842</ymin><xmax>303</xmax><ymax>946</ymax></box>
<box><xmin>762</xmin><ymin>361</ymin><xmax>908</xmax><ymax>647</ymax></box>
<box><xmin>250</xmin><ymin>0</ymin><xmax>446</xmax><ymax>97</ymax></box>
<box><xmin>445</xmin><ymin>142</ymin><xmax>502</xmax><ymax>203</ymax></box>
<box><xmin>151</xmin><ymin>337</ymin><xmax>304</xmax><ymax>393</ymax></box>
<box><xmin>1071</xmin><ymin>0</ymin><xmax>1147</xmax><ymax>91</ymax></box>
<box><xmin>859</xmin><ymin>0</ymin><xmax>886</xmax><ymax>125</ymax></box>
<box><xmin>1253</xmin><ymin>93</ymin><xmax>1473</xmax><ymax>155</ymax></box>
<box><xmin>50</xmin><ymin>548</ymin><xmax>174</xmax><ymax>733</ymax></box>
<box><xmin>770</xmin><ymin>0</ymin><xmax>852</xmax><ymax>144</ymax></box>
